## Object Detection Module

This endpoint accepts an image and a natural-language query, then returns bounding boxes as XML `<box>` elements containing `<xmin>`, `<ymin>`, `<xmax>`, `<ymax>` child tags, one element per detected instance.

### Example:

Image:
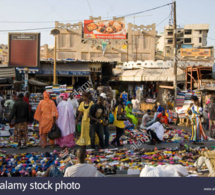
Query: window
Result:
<box><xmin>167</xmin><ymin>39</ymin><xmax>173</xmax><ymax>44</ymax></box>
<box><xmin>167</xmin><ymin>49</ymin><xmax>170</xmax><ymax>53</ymax></box>
<box><xmin>168</xmin><ymin>31</ymin><xmax>173</xmax><ymax>36</ymax></box>
<box><xmin>184</xmin><ymin>38</ymin><xmax>192</xmax><ymax>43</ymax></box>
<box><xmin>184</xmin><ymin>30</ymin><xmax>192</xmax><ymax>35</ymax></box>
<box><xmin>59</xmin><ymin>35</ymin><xmax>66</xmax><ymax>47</ymax></box>
<box><xmin>199</xmin><ymin>30</ymin><xmax>202</xmax><ymax>34</ymax></box>
<box><xmin>199</xmin><ymin>38</ymin><xmax>202</xmax><ymax>43</ymax></box>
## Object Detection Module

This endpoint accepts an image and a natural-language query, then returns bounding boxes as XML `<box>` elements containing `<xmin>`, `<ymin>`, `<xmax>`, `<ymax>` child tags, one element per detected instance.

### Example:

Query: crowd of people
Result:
<box><xmin>0</xmin><ymin>88</ymin><xmax>214</xmax><ymax>150</ymax></box>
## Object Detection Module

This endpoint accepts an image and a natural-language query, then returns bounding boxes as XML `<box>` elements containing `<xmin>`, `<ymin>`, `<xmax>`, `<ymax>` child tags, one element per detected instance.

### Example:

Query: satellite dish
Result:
<box><xmin>51</xmin><ymin>29</ymin><xmax>60</xmax><ymax>35</ymax></box>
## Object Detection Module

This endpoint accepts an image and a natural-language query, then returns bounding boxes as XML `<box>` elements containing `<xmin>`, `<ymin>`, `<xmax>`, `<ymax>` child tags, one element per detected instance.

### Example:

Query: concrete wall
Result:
<box><xmin>54</xmin><ymin>19</ymin><xmax>156</xmax><ymax>62</ymax></box>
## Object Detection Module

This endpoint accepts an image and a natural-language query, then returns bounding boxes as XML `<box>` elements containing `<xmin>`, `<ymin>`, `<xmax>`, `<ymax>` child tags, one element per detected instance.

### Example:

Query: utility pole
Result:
<box><xmin>173</xmin><ymin>1</ymin><xmax>177</xmax><ymax>110</ymax></box>
<box><xmin>51</xmin><ymin>28</ymin><xmax>60</xmax><ymax>85</ymax></box>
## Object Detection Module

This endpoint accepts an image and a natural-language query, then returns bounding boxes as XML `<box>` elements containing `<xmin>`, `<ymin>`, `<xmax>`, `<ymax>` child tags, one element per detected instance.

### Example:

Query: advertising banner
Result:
<box><xmin>180</xmin><ymin>48</ymin><xmax>211</xmax><ymax>57</ymax></box>
<box><xmin>84</xmin><ymin>19</ymin><xmax>127</xmax><ymax>39</ymax></box>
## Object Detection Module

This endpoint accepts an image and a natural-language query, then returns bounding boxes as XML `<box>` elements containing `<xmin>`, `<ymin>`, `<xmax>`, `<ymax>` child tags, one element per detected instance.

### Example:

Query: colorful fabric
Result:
<box><xmin>14</xmin><ymin>122</ymin><xmax>28</xmax><ymax>143</ymax></box>
<box><xmin>76</xmin><ymin>101</ymin><xmax>99</xmax><ymax>146</ymax></box>
<box><xmin>190</xmin><ymin>106</ymin><xmax>207</xmax><ymax>142</ymax></box>
<box><xmin>34</xmin><ymin>91</ymin><xmax>59</xmax><ymax>135</ymax></box>
<box><xmin>126</xmin><ymin>101</ymin><xmax>131</xmax><ymax>106</ymax></box>
<box><xmin>157</xmin><ymin>113</ymin><xmax>169</xmax><ymax>124</ymax></box>
<box><xmin>56</xmin><ymin>134</ymin><xmax>75</xmax><ymax>148</ymax></box>
<box><xmin>125</xmin><ymin>106</ymin><xmax>138</xmax><ymax>125</ymax></box>
<box><xmin>59</xmin><ymin>93</ymin><xmax>69</xmax><ymax>101</ymax></box>
<box><xmin>113</xmin><ymin>106</ymin><xmax>125</xmax><ymax>129</ymax></box>
<box><xmin>56</xmin><ymin>101</ymin><xmax>75</xmax><ymax>148</ymax></box>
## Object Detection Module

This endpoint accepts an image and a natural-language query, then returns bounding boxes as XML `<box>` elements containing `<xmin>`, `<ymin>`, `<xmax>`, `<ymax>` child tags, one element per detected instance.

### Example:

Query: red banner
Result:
<box><xmin>84</xmin><ymin>20</ymin><xmax>127</xmax><ymax>39</ymax></box>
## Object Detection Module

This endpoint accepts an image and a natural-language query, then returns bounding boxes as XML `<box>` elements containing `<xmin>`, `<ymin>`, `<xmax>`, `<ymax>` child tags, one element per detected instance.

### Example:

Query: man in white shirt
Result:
<box><xmin>146</xmin><ymin>118</ymin><xmax>165</xmax><ymax>145</ymax></box>
<box><xmin>68</xmin><ymin>93</ymin><xmax>79</xmax><ymax>117</ymax></box>
<box><xmin>64</xmin><ymin>147</ymin><xmax>105</xmax><ymax>177</ymax></box>
<box><xmin>131</xmin><ymin>95</ymin><xmax>140</xmax><ymax>113</ymax></box>
<box><xmin>140</xmin><ymin>109</ymin><xmax>151</xmax><ymax>129</ymax></box>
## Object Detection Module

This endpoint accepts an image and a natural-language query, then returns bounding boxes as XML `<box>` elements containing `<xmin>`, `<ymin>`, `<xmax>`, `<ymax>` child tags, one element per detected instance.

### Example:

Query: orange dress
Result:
<box><xmin>34</xmin><ymin>92</ymin><xmax>59</xmax><ymax>135</ymax></box>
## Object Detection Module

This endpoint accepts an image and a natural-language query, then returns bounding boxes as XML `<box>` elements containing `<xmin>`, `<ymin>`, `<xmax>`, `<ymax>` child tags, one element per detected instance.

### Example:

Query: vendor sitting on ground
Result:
<box><xmin>190</xmin><ymin>149</ymin><xmax>215</xmax><ymax>177</ymax></box>
<box><xmin>125</xmin><ymin>101</ymin><xmax>138</xmax><ymax>126</ymax></box>
<box><xmin>140</xmin><ymin>109</ymin><xmax>152</xmax><ymax>129</ymax></box>
<box><xmin>157</xmin><ymin>110</ymin><xmax>169</xmax><ymax>125</ymax></box>
<box><xmin>146</xmin><ymin>118</ymin><xmax>165</xmax><ymax>145</ymax></box>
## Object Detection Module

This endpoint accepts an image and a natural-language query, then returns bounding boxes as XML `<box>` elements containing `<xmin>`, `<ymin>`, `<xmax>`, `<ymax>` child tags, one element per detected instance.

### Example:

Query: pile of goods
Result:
<box><xmin>0</xmin><ymin>146</ymin><xmax>211</xmax><ymax>177</ymax></box>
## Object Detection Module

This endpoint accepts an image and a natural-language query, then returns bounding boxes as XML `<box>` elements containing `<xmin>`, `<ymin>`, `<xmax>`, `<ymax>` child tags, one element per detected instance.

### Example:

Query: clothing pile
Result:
<box><xmin>110</xmin><ymin>127</ymin><xmax>192</xmax><ymax>145</ymax></box>
<box><xmin>0</xmin><ymin>146</ymin><xmax>211</xmax><ymax>177</ymax></box>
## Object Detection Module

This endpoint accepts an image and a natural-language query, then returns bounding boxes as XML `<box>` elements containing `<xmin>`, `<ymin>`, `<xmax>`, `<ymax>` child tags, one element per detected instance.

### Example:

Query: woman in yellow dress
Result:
<box><xmin>111</xmin><ymin>98</ymin><xmax>125</xmax><ymax>147</ymax></box>
<box><xmin>76</xmin><ymin>92</ymin><xmax>99</xmax><ymax>146</ymax></box>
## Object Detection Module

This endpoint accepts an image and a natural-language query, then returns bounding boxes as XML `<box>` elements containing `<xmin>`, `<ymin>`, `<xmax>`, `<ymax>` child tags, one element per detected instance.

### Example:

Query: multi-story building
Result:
<box><xmin>163</xmin><ymin>24</ymin><xmax>209</xmax><ymax>58</ymax></box>
<box><xmin>40</xmin><ymin>44</ymin><xmax>54</xmax><ymax>59</ymax></box>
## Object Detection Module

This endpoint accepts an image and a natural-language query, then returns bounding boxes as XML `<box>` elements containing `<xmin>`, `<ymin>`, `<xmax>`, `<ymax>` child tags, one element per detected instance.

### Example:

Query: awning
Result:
<box><xmin>14</xmin><ymin>79</ymin><xmax>47</xmax><ymax>86</ymax></box>
<box><xmin>119</xmin><ymin>68</ymin><xmax>185</xmax><ymax>82</ymax></box>
<box><xmin>38</xmin><ymin>64</ymin><xmax>90</xmax><ymax>76</ymax></box>
<box><xmin>112</xmin><ymin>68</ymin><xmax>123</xmax><ymax>76</ymax></box>
<box><xmin>16</xmin><ymin>68</ymin><xmax>39</xmax><ymax>74</ymax></box>
<box><xmin>0</xmin><ymin>65</ymin><xmax>15</xmax><ymax>78</ymax></box>
<box><xmin>159</xmin><ymin>85</ymin><xmax>175</xmax><ymax>89</ymax></box>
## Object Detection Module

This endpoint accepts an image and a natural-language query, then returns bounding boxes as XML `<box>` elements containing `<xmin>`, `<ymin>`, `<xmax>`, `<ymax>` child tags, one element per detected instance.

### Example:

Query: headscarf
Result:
<box><xmin>43</xmin><ymin>91</ymin><xmax>50</xmax><ymax>101</ymax></box>
<box><xmin>126</xmin><ymin>101</ymin><xmax>131</xmax><ymax>106</ymax></box>
<box><xmin>60</xmin><ymin>93</ymin><xmax>69</xmax><ymax>100</ymax></box>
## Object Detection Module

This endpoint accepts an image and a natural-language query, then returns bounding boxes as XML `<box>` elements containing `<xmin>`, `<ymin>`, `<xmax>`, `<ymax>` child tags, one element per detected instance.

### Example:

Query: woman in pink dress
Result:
<box><xmin>56</xmin><ymin>93</ymin><xmax>75</xmax><ymax>148</ymax></box>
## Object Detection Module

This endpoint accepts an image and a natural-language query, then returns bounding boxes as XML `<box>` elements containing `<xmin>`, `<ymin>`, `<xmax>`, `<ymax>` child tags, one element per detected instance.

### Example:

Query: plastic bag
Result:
<box><xmin>109</xmin><ymin>113</ymin><xmax>114</xmax><ymax>124</ymax></box>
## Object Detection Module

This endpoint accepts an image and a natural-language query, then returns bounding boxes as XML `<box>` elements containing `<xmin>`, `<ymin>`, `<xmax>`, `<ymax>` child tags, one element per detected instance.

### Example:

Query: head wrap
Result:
<box><xmin>60</xmin><ymin>93</ymin><xmax>69</xmax><ymax>100</ymax></box>
<box><xmin>126</xmin><ymin>101</ymin><xmax>131</xmax><ymax>106</ymax></box>
<box><xmin>100</xmin><ymin>93</ymin><xmax>107</xmax><ymax>99</ymax></box>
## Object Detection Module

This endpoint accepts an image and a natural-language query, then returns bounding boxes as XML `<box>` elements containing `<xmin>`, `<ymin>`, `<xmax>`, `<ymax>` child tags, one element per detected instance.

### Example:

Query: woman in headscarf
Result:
<box><xmin>125</xmin><ymin>101</ymin><xmax>138</xmax><ymax>126</ymax></box>
<box><xmin>34</xmin><ymin>91</ymin><xmax>59</xmax><ymax>148</ymax></box>
<box><xmin>76</xmin><ymin>92</ymin><xmax>99</xmax><ymax>147</ymax></box>
<box><xmin>55</xmin><ymin>93</ymin><xmax>75</xmax><ymax>148</ymax></box>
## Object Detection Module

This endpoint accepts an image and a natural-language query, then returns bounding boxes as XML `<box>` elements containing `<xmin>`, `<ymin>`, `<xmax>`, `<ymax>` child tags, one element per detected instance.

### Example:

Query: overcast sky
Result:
<box><xmin>0</xmin><ymin>0</ymin><xmax>214</xmax><ymax>46</ymax></box>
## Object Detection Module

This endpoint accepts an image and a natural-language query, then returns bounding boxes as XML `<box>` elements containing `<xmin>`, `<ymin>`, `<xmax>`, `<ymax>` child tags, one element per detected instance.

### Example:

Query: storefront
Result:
<box><xmin>0</xmin><ymin>65</ymin><xmax>16</xmax><ymax>94</ymax></box>
<box><xmin>115</xmin><ymin>68</ymin><xmax>186</xmax><ymax>110</ymax></box>
<box><xmin>36</xmin><ymin>60</ymin><xmax>105</xmax><ymax>89</ymax></box>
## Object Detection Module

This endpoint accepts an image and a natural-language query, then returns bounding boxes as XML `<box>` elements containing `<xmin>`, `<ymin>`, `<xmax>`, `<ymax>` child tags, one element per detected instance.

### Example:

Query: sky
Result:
<box><xmin>0</xmin><ymin>0</ymin><xmax>214</xmax><ymax>46</ymax></box>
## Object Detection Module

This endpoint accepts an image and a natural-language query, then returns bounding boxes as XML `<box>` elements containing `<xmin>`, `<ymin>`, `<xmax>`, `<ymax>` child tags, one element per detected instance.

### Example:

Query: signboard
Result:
<box><xmin>180</xmin><ymin>48</ymin><xmax>211</xmax><ymax>57</ymax></box>
<box><xmin>8</xmin><ymin>33</ymin><xmax>40</xmax><ymax>67</ymax></box>
<box><xmin>84</xmin><ymin>19</ymin><xmax>126</xmax><ymax>39</ymax></box>
<box><xmin>200</xmin><ymin>79</ymin><xmax>215</xmax><ymax>90</ymax></box>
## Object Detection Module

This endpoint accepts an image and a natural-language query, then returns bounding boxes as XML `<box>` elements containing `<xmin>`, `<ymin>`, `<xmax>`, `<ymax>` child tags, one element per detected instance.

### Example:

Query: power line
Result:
<box><xmin>0</xmin><ymin>27</ymin><xmax>54</xmax><ymax>32</ymax></box>
<box><xmin>156</xmin><ymin>13</ymin><xmax>171</xmax><ymax>28</ymax></box>
<box><xmin>0</xmin><ymin>3</ymin><xmax>173</xmax><ymax>24</ymax></box>
<box><xmin>114</xmin><ymin>2</ymin><xmax>173</xmax><ymax>19</ymax></box>
<box><xmin>86</xmin><ymin>0</ymin><xmax>93</xmax><ymax>16</ymax></box>
<box><xmin>0</xmin><ymin>3</ymin><xmax>173</xmax><ymax>34</ymax></box>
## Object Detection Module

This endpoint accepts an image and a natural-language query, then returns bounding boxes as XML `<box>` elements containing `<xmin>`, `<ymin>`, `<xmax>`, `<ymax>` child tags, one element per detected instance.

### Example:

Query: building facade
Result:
<box><xmin>55</xmin><ymin>17</ymin><xmax>156</xmax><ymax>62</ymax></box>
<box><xmin>163</xmin><ymin>24</ymin><xmax>209</xmax><ymax>58</ymax></box>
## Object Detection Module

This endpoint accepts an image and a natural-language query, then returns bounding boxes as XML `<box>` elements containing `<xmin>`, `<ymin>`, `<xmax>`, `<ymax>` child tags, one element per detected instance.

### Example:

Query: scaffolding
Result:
<box><xmin>186</xmin><ymin>66</ymin><xmax>212</xmax><ymax>90</ymax></box>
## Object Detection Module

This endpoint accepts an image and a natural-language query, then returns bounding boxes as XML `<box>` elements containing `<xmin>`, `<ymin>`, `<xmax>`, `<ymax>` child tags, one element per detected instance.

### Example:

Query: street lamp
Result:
<box><xmin>51</xmin><ymin>29</ymin><xmax>60</xmax><ymax>85</ymax></box>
